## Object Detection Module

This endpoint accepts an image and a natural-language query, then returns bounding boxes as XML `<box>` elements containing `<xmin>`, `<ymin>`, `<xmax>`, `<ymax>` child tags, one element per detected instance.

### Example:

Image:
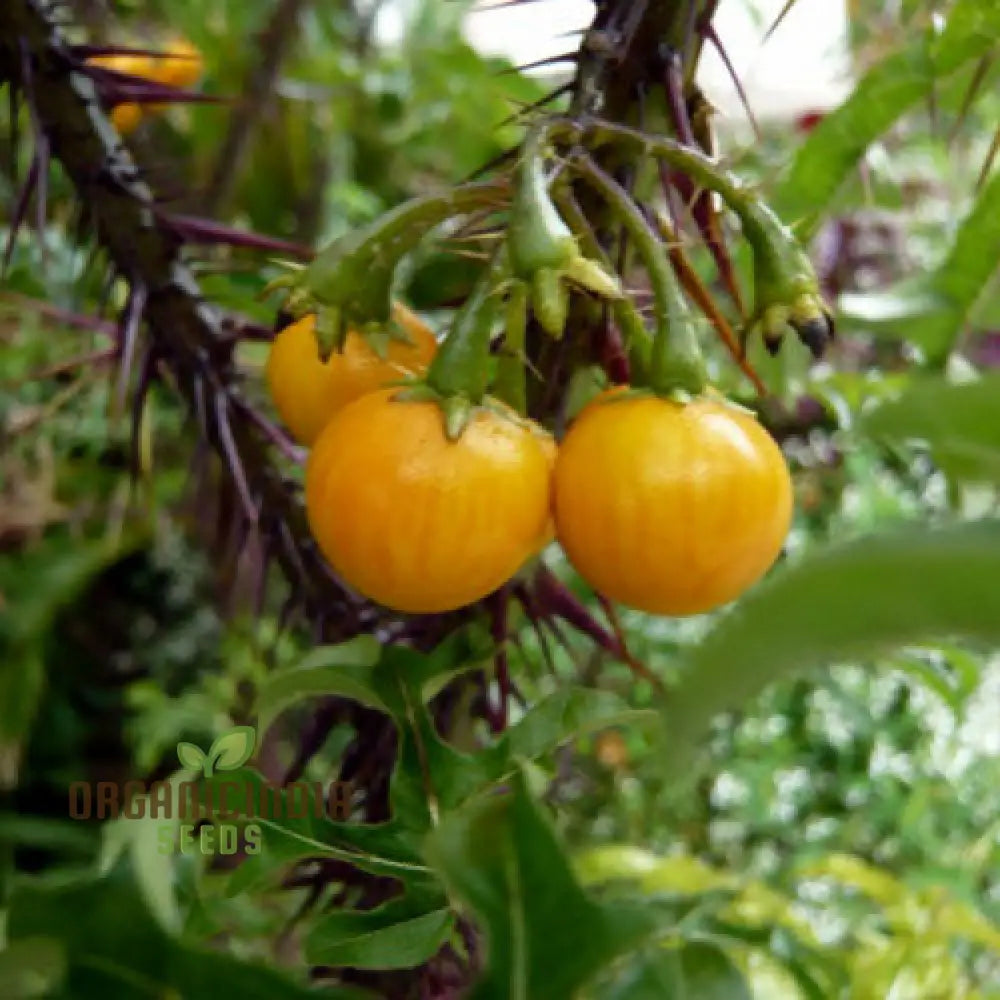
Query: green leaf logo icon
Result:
<box><xmin>176</xmin><ymin>742</ymin><xmax>206</xmax><ymax>772</ymax></box>
<box><xmin>176</xmin><ymin>726</ymin><xmax>256</xmax><ymax>777</ymax></box>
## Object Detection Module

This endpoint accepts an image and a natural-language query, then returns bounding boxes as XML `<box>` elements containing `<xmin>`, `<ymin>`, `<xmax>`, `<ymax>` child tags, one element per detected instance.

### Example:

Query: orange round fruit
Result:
<box><xmin>266</xmin><ymin>305</ymin><xmax>438</xmax><ymax>446</ymax></box>
<box><xmin>87</xmin><ymin>52</ymin><xmax>153</xmax><ymax>134</ymax></box>
<box><xmin>553</xmin><ymin>391</ymin><xmax>793</xmax><ymax>616</ymax></box>
<box><xmin>87</xmin><ymin>52</ymin><xmax>154</xmax><ymax>76</ymax></box>
<box><xmin>154</xmin><ymin>38</ymin><xmax>204</xmax><ymax>89</ymax></box>
<box><xmin>110</xmin><ymin>102</ymin><xmax>144</xmax><ymax>134</ymax></box>
<box><xmin>305</xmin><ymin>390</ymin><xmax>554</xmax><ymax>613</ymax></box>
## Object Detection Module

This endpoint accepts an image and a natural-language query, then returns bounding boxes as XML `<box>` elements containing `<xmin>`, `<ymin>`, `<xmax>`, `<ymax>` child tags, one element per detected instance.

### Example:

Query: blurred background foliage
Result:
<box><xmin>2</xmin><ymin>0</ymin><xmax>1000</xmax><ymax>997</ymax></box>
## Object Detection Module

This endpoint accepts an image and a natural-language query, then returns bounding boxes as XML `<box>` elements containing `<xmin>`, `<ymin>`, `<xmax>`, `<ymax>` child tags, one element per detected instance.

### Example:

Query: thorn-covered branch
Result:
<box><xmin>0</xmin><ymin>0</ymin><xmax>384</xmax><ymax>639</ymax></box>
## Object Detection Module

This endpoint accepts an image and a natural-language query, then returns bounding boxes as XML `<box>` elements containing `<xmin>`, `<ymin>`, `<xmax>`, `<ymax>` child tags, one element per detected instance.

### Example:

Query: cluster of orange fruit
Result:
<box><xmin>87</xmin><ymin>38</ymin><xmax>203</xmax><ymax>134</ymax></box>
<box><xmin>267</xmin><ymin>311</ymin><xmax>793</xmax><ymax>618</ymax></box>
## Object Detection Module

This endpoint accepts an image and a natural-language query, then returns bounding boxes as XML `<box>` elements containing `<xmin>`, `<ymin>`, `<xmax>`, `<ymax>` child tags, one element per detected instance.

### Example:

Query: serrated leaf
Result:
<box><xmin>255</xmin><ymin>638</ymin><xmax>386</xmax><ymax>735</ymax></box>
<box><xmin>207</xmin><ymin>726</ymin><xmax>256</xmax><ymax>772</ymax></box>
<box><xmin>197</xmin><ymin>768</ymin><xmax>428</xmax><ymax>890</ymax></box>
<box><xmin>425</xmin><ymin>772</ymin><xmax>675</xmax><ymax>1000</ymax></box>
<box><xmin>176</xmin><ymin>742</ymin><xmax>206</xmax><ymax>771</ymax></box>
<box><xmin>306</xmin><ymin>903</ymin><xmax>454</xmax><ymax>970</ymax></box>
<box><xmin>425</xmin><ymin>689</ymin><xmax>658</xmax><ymax>810</ymax></box>
<box><xmin>661</xmin><ymin>521</ymin><xmax>1000</xmax><ymax>772</ymax></box>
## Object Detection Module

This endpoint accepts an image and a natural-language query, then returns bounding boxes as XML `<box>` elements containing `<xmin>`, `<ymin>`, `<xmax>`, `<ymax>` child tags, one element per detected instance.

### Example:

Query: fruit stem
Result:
<box><xmin>426</xmin><ymin>247</ymin><xmax>509</xmax><ymax>404</ymax></box>
<box><xmin>550</xmin><ymin>181</ymin><xmax>652</xmax><ymax>382</ymax></box>
<box><xmin>494</xmin><ymin>280</ymin><xmax>528</xmax><ymax>413</ymax></box>
<box><xmin>555</xmin><ymin>118</ymin><xmax>832</xmax><ymax>355</ymax></box>
<box><xmin>571</xmin><ymin>153</ymin><xmax>706</xmax><ymax>396</ymax></box>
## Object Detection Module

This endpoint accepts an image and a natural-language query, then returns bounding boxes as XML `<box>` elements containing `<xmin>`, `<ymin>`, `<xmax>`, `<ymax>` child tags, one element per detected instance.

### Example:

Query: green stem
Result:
<box><xmin>494</xmin><ymin>280</ymin><xmax>528</xmax><ymax>413</ymax></box>
<box><xmin>426</xmin><ymin>247</ymin><xmax>509</xmax><ymax>402</ymax></box>
<box><xmin>550</xmin><ymin>182</ymin><xmax>652</xmax><ymax>381</ymax></box>
<box><xmin>558</xmin><ymin>118</ymin><xmax>831</xmax><ymax>354</ymax></box>
<box><xmin>556</xmin><ymin>117</ymin><xmax>811</xmax><ymax>266</ymax></box>
<box><xmin>571</xmin><ymin>154</ymin><xmax>706</xmax><ymax>396</ymax></box>
<box><xmin>560</xmin><ymin>119</ymin><xmax>748</xmax><ymax>208</ymax></box>
<box><xmin>576</xmin><ymin>118</ymin><xmax>814</xmax><ymax>297</ymax></box>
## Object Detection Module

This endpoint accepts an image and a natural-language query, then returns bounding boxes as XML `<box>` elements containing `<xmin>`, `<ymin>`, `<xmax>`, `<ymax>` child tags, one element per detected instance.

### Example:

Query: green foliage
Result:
<box><xmin>3</xmin><ymin>0</ymin><xmax>1000</xmax><ymax>996</ymax></box>
<box><xmin>776</xmin><ymin>0</ymin><xmax>1000</xmax><ymax>234</ymax></box>
<box><xmin>661</xmin><ymin>520</ymin><xmax>1000</xmax><ymax>769</ymax></box>
<box><xmin>426</xmin><ymin>773</ymin><xmax>677</xmax><ymax>1000</ymax></box>
<box><xmin>5</xmin><ymin>863</ymin><xmax>360</xmax><ymax>999</ymax></box>
<box><xmin>862</xmin><ymin>373</ymin><xmax>1000</xmax><ymax>484</ymax></box>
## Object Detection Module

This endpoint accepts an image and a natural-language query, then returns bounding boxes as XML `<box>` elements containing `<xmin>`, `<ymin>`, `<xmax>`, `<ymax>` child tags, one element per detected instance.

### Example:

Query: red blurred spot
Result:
<box><xmin>795</xmin><ymin>110</ymin><xmax>826</xmax><ymax>133</ymax></box>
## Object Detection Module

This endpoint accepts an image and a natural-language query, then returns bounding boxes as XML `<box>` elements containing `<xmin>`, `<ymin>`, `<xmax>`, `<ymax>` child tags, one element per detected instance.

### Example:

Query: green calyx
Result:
<box><xmin>530</xmin><ymin>268</ymin><xmax>569</xmax><ymax>340</ymax></box>
<box><xmin>738</xmin><ymin>202</ymin><xmax>835</xmax><ymax>358</ymax></box>
<box><xmin>508</xmin><ymin>125</ymin><xmax>622</xmax><ymax>339</ymax></box>
<box><xmin>391</xmin><ymin>383</ymin><xmax>535</xmax><ymax>442</ymax></box>
<box><xmin>265</xmin><ymin>182</ymin><xmax>505</xmax><ymax>360</ymax></box>
<box><xmin>509</xmin><ymin>127</ymin><xmax>578</xmax><ymax>277</ymax></box>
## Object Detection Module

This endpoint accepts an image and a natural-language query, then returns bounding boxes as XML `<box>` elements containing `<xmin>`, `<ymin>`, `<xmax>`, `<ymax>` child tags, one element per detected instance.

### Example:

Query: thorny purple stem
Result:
<box><xmin>0</xmin><ymin>0</ymin><xmax>403</xmax><ymax>641</ymax></box>
<box><xmin>231</xmin><ymin>395</ymin><xmax>307</xmax><ymax>465</ymax></box>
<box><xmin>128</xmin><ymin>343</ymin><xmax>157</xmax><ymax>478</ymax></box>
<box><xmin>114</xmin><ymin>281</ymin><xmax>146</xmax><ymax>415</ymax></box>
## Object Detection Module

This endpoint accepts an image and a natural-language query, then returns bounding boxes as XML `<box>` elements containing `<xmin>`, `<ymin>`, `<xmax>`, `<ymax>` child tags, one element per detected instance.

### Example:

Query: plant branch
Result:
<box><xmin>0</xmin><ymin>0</ymin><xmax>380</xmax><ymax>639</ymax></box>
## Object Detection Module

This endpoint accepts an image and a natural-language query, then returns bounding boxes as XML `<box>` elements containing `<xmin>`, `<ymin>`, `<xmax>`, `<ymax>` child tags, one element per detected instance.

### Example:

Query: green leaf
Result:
<box><xmin>675</xmin><ymin>942</ymin><xmax>752</xmax><ymax>1000</ymax></box>
<box><xmin>426</xmin><ymin>689</ymin><xmax>658</xmax><ymax>810</ymax></box>
<box><xmin>896</xmin><ymin>171</ymin><xmax>1000</xmax><ymax>363</ymax></box>
<box><xmin>775</xmin><ymin>0</ymin><xmax>1000</xmax><ymax>235</ymax></box>
<box><xmin>425</xmin><ymin>772</ymin><xmax>673</xmax><ymax>1000</ymax></box>
<box><xmin>98</xmin><ymin>772</ymin><xmax>189</xmax><ymax>934</ymax></box>
<box><xmin>861</xmin><ymin>375</ymin><xmax>1000</xmax><ymax>484</ymax></box>
<box><xmin>255</xmin><ymin>637</ymin><xmax>386</xmax><ymax>735</ymax></box>
<box><xmin>176</xmin><ymin>742</ymin><xmax>206</xmax><ymax>772</ymax></box>
<box><xmin>0</xmin><ymin>649</ymin><xmax>44</xmax><ymax>789</ymax></box>
<box><xmin>0</xmin><ymin>937</ymin><xmax>67</xmax><ymax>998</ymax></box>
<box><xmin>196</xmin><ymin>768</ymin><xmax>428</xmax><ymax>891</ymax></box>
<box><xmin>255</xmin><ymin>638</ymin><xmax>483</xmax><ymax>843</ymax></box>
<box><xmin>207</xmin><ymin>726</ymin><xmax>256</xmax><ymax>772</ymax></box>
<box><xmin>661</xmin><ymin>521</ymin><xmax>1000</xmax><ymax>772</ymax></box>
<box><xmin>306</xmin><ymin>901</ymin><xmax>454</xmax><ymax>970</ymax></box>
<box><xmin>604</xmin><ymin>940</ymin><xmax>751</xmax><ymax>1000</ymax></box>
<box><xmin>7</xmin><ymin>864</ymin><xmax>355</xmax><ymax>1000</ymax></box>
<box><xmin>602</xmin><ymin>947</ymin><xmax>683</xmax><ymax>999</ymax></box>
<box><xmin>0</xmin><ymin>815</ymin><xmax>99</xmax><ymax>856</ymax></box>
